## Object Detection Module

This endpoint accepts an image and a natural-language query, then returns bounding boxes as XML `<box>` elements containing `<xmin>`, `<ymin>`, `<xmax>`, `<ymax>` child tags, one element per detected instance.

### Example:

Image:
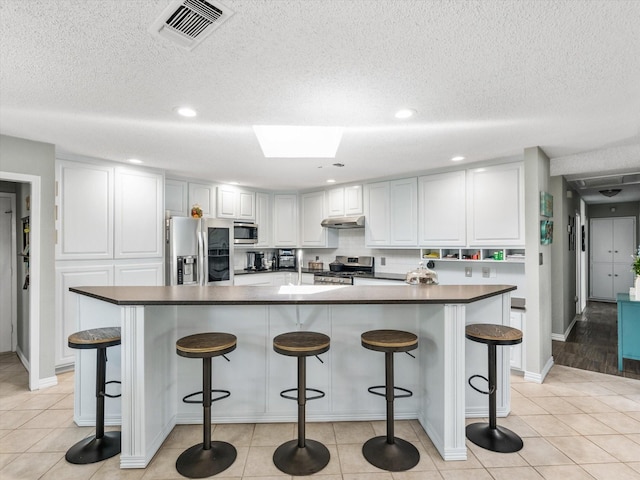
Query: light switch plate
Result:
<box><xmin>465</xmin><ymin>267</ymin><xmax>472</xmax><ymax>277</ymax></box>
<box><xmin>482</xmin><ymin>267</ymin><xmax>490</xmax><ymax>278</ymax></box>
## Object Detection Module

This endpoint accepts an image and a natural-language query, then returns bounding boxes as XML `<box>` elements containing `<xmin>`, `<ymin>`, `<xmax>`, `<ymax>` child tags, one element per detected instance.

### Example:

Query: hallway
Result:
<box><xmin>553</xmin><ymin>301</ymin><xmax>640</xmax><ymax>380</ymax></box>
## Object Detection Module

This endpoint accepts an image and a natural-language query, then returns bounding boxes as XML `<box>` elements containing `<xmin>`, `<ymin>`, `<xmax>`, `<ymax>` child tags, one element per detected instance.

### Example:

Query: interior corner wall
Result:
<box><xmin>17</xmin><ymin>183</ymin><xmax>31</xmax><ymax>358</ymax></box>
<box><xmin>0</xmin><ymin>134</ymin><xmax>55</xmax><ymax>382</ymax></box>
<box><xmin>549</xmin><ymin>176</ymin><xmax>580</xmax><ymax>338</ymax></box>
<box><xmin>523</xmin><ymin>146</ymin><xmax>553</xmax><ymax>381</ymax></box>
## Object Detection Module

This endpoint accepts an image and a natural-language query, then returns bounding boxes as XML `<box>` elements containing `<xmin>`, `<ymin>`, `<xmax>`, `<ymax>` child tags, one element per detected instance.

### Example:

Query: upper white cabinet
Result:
<box><xmin>217</xmin><ymin>185</ymin><xmax>256</xmax><ymax>221</ymax></box>
<box><xmin>327</xmin><ymin>185</ymin><xmax>363</xmax><ymax>217</ymax></box>
<box><xmin>56</xmin><ymin>160</ymin><xmax>114</xmax><ymax>260</ymax></box>
<box><xmin>364</xmin><ymin>178</ymin><xmax>417</xmax><ymax>247</ymax></box>
<box><xmin>467</xmin><ymin>163</ymin><xmax>524</xmax><ymax>246</ymax></box>
<box><xmin>188</xmin><ymin>182</ymin><xmax>215</xmax><ymax>218</ymax></box>
<box><xmin>273</xmin><ymin>194</ymin><xmax>298</xmax><ymax>247</ymax></box>
<box><xmin>255</xmin><ymin>192</ymin><xmax>272</xmax><ymax>247</ymax></box>
<box><xmin>418</xmin><ymin>171</ymin><xmax>466</xmax><ymax>246</ymax></box>
<box><xmin>300</xmin><ymin>191</ymin><xmax>338</xmax><ymax>248</ymax></box>
<box><xmin>114</xmin><ymin>167</ymin><xmax>164</xmax><ymax>259</ymax></box>
<box><xmin>165</xmin><ymin>178</ymin><xmax>188</xmax><ymax>217</ymax></box>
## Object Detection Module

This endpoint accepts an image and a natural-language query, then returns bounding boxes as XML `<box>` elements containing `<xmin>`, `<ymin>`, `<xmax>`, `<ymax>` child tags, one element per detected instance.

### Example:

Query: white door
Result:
<box><xmin>0</xmin><ymin>195</ymin><xmax>16</xmax><ymax>352</ymax></box>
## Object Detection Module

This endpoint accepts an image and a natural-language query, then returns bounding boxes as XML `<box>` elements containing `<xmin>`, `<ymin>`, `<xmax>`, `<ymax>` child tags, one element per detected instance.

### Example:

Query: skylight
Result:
<box><xmin>253</xmin><ymin>125</ymin><xmax>344</xmax><ymax>158</ymax></box>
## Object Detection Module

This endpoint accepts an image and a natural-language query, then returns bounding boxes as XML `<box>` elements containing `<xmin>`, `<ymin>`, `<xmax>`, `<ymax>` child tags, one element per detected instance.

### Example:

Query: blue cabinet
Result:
<box><xmin>617</xmin><ymin>293</ymin><xmax>640</xmax><ymax>370</ymax></box>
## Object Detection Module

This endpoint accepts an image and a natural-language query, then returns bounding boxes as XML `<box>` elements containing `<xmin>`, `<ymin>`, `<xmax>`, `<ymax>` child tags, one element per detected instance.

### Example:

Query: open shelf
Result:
<box><xmin>420</xmin><ymin>247</ymin><xmax>525</xmax><ymax>263</ymax></box>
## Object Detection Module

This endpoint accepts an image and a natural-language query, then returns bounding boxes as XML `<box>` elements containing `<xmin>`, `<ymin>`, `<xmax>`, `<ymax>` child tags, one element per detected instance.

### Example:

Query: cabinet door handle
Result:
<box><xmin>614</xmin><ymin>274</ymin><xmax>618</xmax><ymax>277</ymax></box>
<box><xmin>608</xmin><ymin>274</ymin><xmax>612</xmax><ymax>277</ymax></box>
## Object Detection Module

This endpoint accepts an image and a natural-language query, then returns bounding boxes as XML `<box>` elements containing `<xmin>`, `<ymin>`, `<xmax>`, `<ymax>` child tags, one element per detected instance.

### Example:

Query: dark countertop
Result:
<box><xmin>70</xmin><ymin>284</ymin><xmax>516</xmax><ymax>306</ymax></box>
<box><xmin>235</xmin><ymin>268</ymin><xmax>407</xmax><ymax>282</ymax></box>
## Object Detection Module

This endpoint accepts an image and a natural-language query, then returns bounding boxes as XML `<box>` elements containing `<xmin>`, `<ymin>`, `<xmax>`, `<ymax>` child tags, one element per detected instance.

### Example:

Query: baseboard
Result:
<box><xmin>524</xmin><ymin>356</ymin><xmax>554</xmax><ymax>384</ymax></box>
<box><xmin>38</xmin><ymin>375</ymin><xmax>58</xmax><ymax>390</ymax></box>
<box><xmin>15</xmin><ymin>346</ymin><xmax>29</xmax><ymax>371</ymax></box>
<box><xmin>551</xmin><ymin>317</ymin><xmax>577</xmax><ymax>342</ymax></box>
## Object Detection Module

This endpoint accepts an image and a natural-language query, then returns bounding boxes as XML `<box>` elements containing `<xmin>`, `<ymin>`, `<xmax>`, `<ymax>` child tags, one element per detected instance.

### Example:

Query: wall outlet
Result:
<box><xmin>482</xmin><ymin>267</ymin><xmax>490</xmax><ymax>278</ymax></box>
<box><xmin>380</xmin><ymin>257</ymin><xmax>386</xmax><ymax>266</ymax></box>
<box><xmin>465</xmin><ymin>267</ymin><xmax>472</xmax><ymax>277</ymax></box>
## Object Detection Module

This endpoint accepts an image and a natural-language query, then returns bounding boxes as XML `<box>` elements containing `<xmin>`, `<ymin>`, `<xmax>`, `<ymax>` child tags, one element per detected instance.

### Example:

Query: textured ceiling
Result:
<box><xmin>1</xmin><ymin>0</ymin><xmax>639</xmax><ymax>198</ymax></box>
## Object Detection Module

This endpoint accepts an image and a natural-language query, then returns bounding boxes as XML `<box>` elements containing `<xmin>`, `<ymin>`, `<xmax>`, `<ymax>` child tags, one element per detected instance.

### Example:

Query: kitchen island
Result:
<box><xmin>70</xmin><ymin>283</ymin><xmax>516</xmax><ymax>468</ymax></box>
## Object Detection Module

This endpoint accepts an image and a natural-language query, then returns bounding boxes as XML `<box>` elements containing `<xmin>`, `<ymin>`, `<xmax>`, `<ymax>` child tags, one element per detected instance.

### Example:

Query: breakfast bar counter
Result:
<box><xmin>70</xmin><ymin>284</ymin><xmax>516</xmax><ymax>468</ymax></box>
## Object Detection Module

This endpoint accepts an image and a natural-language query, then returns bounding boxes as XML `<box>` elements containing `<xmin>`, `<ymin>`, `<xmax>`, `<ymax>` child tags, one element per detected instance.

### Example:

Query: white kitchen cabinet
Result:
<box><xmin>114</xmin><ymin>262</ymin><xmax>164</xmax><ymax>286</ymax></box>
<box><xmin>509</xmin><ymin>310</ymin><xmax>525</xmax><ymax>371</ymax></box>
<box><xmin>114</xmin><ymin>168</ymin><xmax>164</xmax><ymax>259</ymax></box>
<box><xmin>188</xmin><ymin>182</ymin><xmax>215</xmax><ymax>218</ymax></box>
<box><xmin>418</xmin><ymin>171</ymin><xmax>466</xmax><ymax>246</ymax></box>
<box><xmin>300</xmin><ymin>191</ymin><xmax>338</xmax><ymax>248</ymax></box>
<box><xmin>165</xmin><ymin>178</ymin><xmax>188</xmax><ymax>217</ymax></box>
<box><xmin>55</xmin><ymin>263</ymin><xmax>114</xmax><ymax>367</ymax></box>
<box><xmin>216</xmin><ymin>185</ymin><xmax>256</xmax><ymax>221</ymax></box>
<box><xmin>353</xmin><ymin>277</ymin><xmax>406</xmax><ymax>286</ymax></box>
<box><xmin>364</xmin><ymin>178</ymin><xmax>417</xmax><ymax>247</ymax></box>
<box><xmin>234</xmin><ymin>272</ymin><xmax>278</xmax><ymax>286</ymax></box>
<box><xmin>467</xmin><ymin>163</ymin><xmax>524</xmax><ymax>246</ymax></box>
<box><xmin>56</xmin><ymin>160</ymin><xmax>114</xmax><ymax>260</ymax></box>
<box><xmin>273</xmin><ymin>194</ymin><xmax>298</xmax><ymax>247</ymax></box>
<box><xmin>255</xmin><ymin>192</ymin><xmax>271</xmax><ymax>247</ymax></box>
<box><xmin>328</xmin><ymin>185</ymin><xmax>363</xmax><ymax>217</ymax></box>
<box><xmin>590</xmin><ymin>217</ymin><xmax>636</xmax><ymax>301</ymax></box>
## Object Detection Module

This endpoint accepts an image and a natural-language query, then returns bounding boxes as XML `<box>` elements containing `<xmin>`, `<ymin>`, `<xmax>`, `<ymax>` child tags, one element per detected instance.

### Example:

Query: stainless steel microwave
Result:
<box><xmin>233</xmin><ymin>222</ymin><xmax>258</xmax><ymax>244</ymax></box>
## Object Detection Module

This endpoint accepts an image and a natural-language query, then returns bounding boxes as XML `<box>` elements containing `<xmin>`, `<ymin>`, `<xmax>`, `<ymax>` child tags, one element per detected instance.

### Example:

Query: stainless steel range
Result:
<box><xmin>314</xmin><ymin>256</ymin><xmax>374</xmax><ymax>285</ymax></box>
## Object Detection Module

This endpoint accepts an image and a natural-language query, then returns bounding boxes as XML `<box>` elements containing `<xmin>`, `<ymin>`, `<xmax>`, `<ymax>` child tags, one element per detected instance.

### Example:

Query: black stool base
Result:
<box><xmin>176</xmin><ymin>441</ymin><xmax>237</xmax><ymax>478</ymax></box>
<box><xmin>362</xmin><ymin>436</ymin><xmax>420</xmax><ymax>472</ymax></box>
<box><xmin>466</xmin><ymin>423</ymin><xmax>523</xmax><ymax>453</ymax></box>
<box><xmin>65</xmin><ymin>431</ymin><xmax>121</xmax><ymax>464</ymax></box>
<box><xmin>273</xmin><ymin>439</ymin><xmax>330</xmax><ymax>476</ymax></box>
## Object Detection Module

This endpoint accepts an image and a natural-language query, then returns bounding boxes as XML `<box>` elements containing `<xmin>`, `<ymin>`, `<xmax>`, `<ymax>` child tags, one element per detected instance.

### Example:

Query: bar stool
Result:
<box><xmin>272</xmin><ymin>331</ymin><xmax>330</xmax><ymax>476</ymax></box>
<box><xmin>361</xmin><ymin>329</ymin><xmax>419</xmax><ymax>472</ymax></box>
<box><xmin>175</xmin><ymin>332</ymin><xmax>237</xmax><ymax>478</ymax></box>
<box><xmin>66</xmin><ymin>327</ymin><xmax>121</xmax><ymax>464</ymax></box>
<box><xmin>465</xmin><ymin>323</ymin><xmax>523</xmax><ymax>453</ymax></box>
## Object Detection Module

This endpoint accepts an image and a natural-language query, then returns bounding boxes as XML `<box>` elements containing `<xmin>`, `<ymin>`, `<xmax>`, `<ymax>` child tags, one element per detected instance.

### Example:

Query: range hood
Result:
<box><xmin>321</xmin><ymin>215</ymin><xmax>365</xmax><ymax>229</ymax></box>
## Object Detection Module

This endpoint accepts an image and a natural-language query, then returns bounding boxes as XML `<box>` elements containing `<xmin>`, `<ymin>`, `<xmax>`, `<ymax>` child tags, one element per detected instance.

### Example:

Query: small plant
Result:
<box><xmin>633</xmin><ymin>245</ymin><xmax>640</xmax><ymax>276</ymax></box>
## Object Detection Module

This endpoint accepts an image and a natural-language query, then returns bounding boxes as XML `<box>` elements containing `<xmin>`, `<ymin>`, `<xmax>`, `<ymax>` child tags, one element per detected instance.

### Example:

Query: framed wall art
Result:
<box><xmin>540</xmin><ymin>220</ymin><xmax>553</xmax><ymax>245</ymax></box>
<box><xmin>540</xmin><ymin>191</ymin><xmax>553</xmax><ymax>217</ymax></box>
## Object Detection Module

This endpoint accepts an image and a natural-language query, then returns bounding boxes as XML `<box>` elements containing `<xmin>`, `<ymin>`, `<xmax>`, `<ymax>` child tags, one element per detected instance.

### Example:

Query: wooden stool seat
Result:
<box><xmin>361</xmin><ymin>329</ymin><xmax>418</xmax><ymax>353</ymax></box>
<box><xmin>465</xmin><ymin>324</ymin><xmax>522</xmax><ymax>346</ymax></box>
<box><xmin>176</xmin><ymin>332</ymin><xmax>237</xmax><ymax>358</ymax></box>
<box><xmin>68</xmin><ymin>327</ymin><xmax>121</xmax><ymax>350</ymax></box>
<box><xmin>65</xmin><ymin>327</ymin><xmax>121</xmax><ymax>464</ymax></box>
<box><xmin>273</xmin><ymin>331</ymin><xmax>330</xmax><ymax>357</ymax></box>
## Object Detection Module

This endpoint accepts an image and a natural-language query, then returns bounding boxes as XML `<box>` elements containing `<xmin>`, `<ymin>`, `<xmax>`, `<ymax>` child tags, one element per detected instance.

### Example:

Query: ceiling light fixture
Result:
<box><xmin>599</xmin><ymin>189</ymin><xmax>622</xmax><ymax>197</ymax></box>
<box><xmin>175</xmin><ymin>106</ymin><xmax>197</xmax><ymax>117</ymax></box>
<box><xmin>395</xmin><ymin>109</ymin><xmax>417</xmax><ymax>119</ymax></box>
<box><xmin>451</xmin><ymin>156</ymin><xmax>465</xmax><ymax>162</ymax></box>
<box><xmin>326</xmin><ymin>179</ymin><xmax>336</xmax><ymax>183</ymax></box>
<box><xmin>127</xmin><ymin>158</ymin><xmax>143</xmax><ymax>164</ymax></box>
<box><xmin>253</xmin><ymin>125</ymin><xmax>343</xmax><ymax>158</ymax></box>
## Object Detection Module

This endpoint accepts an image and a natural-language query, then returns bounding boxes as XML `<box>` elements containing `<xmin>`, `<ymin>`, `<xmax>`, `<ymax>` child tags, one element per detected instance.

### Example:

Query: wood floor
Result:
<box><xmin>553</xmin><ymin>301</ymin><xmax>640</xmax><ymax>380</ymax></box>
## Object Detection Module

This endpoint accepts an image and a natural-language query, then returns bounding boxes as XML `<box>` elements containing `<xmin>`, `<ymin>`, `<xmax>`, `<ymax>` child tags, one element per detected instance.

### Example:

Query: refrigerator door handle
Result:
<box><xmin>200</xmin><ymin>229</ymin><xmax>208</xmax><ymax>286</ymax></box>
<box><xmin>198</xmin><ymin>231</ymin><xmax>205</xmax><ymax>286</ymax></box>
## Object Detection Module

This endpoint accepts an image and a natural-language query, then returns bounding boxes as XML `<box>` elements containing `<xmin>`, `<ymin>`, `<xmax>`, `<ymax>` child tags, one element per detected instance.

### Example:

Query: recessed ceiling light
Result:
<box><xmin>451</xmin><ymin>156</ymin><xmax>465</xmax><ymax>162</ymax></box>
<box><xmin>175</xmin><ymin>106</ymin><xmax>197</xmax><ymax>117</ymax></box>
<box><xmin>253</xmin><ymin>125</ymin><xmax>343</xmax><ymax>158</ymax></box>
<box><xmin>395</xmin><ymin>109</ymin><xmax>417</xmax><ymax>119</ymax></box>
<box><xmin>127</xmin><ymin>158</ymin><xmax>143</xmax><ymax>164</ymax></box>
<box><xmin>327</xmin><ymin>179</ymin><xmax>336</xmax><ymax>183</ymax></box>
<box><xmin>229</xmin><ymin>181</ymin><xmax>239</xmax><ymax>185</ymax></box>
<box><xmin>475</xmin><ymin>168</ymin><xmax>486</xmax><ymax>173</ymax></box>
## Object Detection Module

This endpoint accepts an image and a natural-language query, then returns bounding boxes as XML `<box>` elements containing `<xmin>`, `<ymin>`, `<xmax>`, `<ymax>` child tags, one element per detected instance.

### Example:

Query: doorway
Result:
<box><xmin>0</xmin><ymin>171</ymin><xmax>40</xmax><ymax>391</ymax></box>
<box><xmin>0</xmin><ymin>193</ymin><xmax>17</xmax><ymax>352</ymax></box>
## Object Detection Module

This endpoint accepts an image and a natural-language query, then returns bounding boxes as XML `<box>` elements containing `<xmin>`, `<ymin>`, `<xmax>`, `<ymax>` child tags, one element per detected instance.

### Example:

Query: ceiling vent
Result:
<box><xmin>149</xmin><ymin>0</ymin><xmax>234</xmax><ymax>51</ymax></box>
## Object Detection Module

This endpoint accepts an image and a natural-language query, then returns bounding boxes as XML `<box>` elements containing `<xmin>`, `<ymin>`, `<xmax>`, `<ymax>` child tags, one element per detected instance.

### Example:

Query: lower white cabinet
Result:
<box><xmin>55</xmin><ymin>264</ymin><xmax>114</xmax><ymax>368</ymax></box>
<box><xmin>509</xmin><ymin>310</ymin><xmax>525</xmax><ymax>371</ymax></box>
<box><xmin>353</xmin><ymin>277</ymin><xmax>406</xmax><ymax>286</ymax></box>
<box><xmin>234</xmin><ymin>272</ymin><xmax>314</xmax><ymax>286</ymax></box>
<box><xmin>114</xmin><ymin>262</ymin><xmax>163</xmax><ymax>286</ymax></box>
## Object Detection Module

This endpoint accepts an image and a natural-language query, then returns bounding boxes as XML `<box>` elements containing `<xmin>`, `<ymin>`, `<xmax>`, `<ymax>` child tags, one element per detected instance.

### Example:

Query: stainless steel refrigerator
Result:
<box><xmin>165</xmin><ymin>217</ymin><xmax>235</xmax><ymax>286</ymax></box>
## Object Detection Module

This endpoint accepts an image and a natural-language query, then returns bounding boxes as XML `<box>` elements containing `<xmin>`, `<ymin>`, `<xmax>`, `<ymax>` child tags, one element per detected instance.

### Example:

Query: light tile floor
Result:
<box><xmin>2</xmin><ymin>351</ymin><xmax>640</xmax><ymax>479</ymax></box>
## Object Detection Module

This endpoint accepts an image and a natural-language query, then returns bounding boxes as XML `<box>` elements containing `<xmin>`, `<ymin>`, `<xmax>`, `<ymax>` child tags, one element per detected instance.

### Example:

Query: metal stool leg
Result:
<box><xmin>273</xmin><ymin>356</ymin><xmax>330</xmax><ymax>475</ymax></box>
<box><xmin>66</xmin><ymin>347</ymin><xmax>121</xmax><ymax>464</ymax></box>
<box><xmin>363</xmin><ymin>351</ymin><xmax>420</xmax><ymax>471</ymax></box>
<box><xmin>176</xmin><ymin>357</ymin><xmax>236</xmax><ymax>478</ymax></box>
<box><xmin>466</xmin><ymin>344</ymin><xmax>523</xmax><ymax>453</ymax></box>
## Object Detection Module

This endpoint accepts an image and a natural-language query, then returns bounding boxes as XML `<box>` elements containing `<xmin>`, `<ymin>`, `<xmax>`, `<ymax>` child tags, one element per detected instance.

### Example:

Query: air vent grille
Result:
<box><xmin>165</xmin><ymin>0</ymin><xmax>223</xmax><ymax>39</ymax></box>
<box><xmin>149</xmin><ymin>0</ymin><xmax>234</xmax><ymax>50</ymax></box>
